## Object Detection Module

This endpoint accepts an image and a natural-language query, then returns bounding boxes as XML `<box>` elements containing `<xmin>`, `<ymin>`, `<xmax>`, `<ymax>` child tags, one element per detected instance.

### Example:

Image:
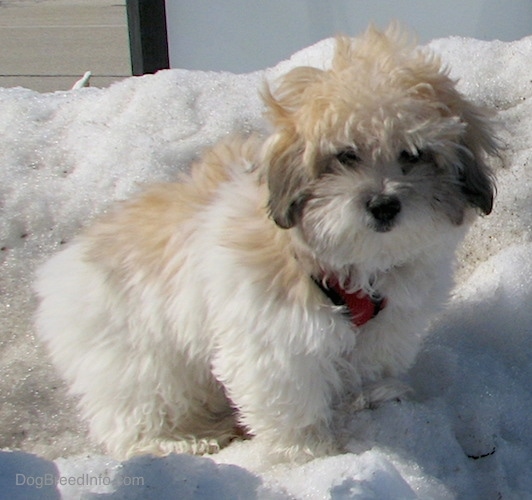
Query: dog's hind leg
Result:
<box><xmin>35</xmin><ymin>241</ymin><xmax>239</xmax><ymax>458</ymax></box>
<box><xmin>79</xmin><ymin>354</ymin><xmax>239</xmax><ymax>458</ymax></box>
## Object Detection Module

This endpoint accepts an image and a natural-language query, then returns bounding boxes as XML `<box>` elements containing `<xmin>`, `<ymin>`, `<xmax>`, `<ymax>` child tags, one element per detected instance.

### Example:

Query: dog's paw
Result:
<box><xmin>259</xmin><ymin>426</ymin><xmax>341</xmax><ymax>464</ymax></box>
<box><xmin>348</xmin><ymin>378</ymin><xmax>412</xmax><ymax>412</ymax></box>
<box><xmin>123</xmin><ymin>436</ymin><xmax>230</xmax><ymax>458</ymax></box>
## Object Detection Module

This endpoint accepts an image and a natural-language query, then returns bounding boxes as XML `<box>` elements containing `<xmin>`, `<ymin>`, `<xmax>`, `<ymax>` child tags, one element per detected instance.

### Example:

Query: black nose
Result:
<box><xmin>366</xmin><ymin>194</ymin><xmax>401</xmax><ymax>224</ymax></box>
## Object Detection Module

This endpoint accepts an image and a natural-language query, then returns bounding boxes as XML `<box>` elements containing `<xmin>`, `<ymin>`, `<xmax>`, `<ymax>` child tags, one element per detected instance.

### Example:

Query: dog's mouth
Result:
<box><xmin>370</xmin><ymin>219</ymin><xmax>396</xmax><ymax>233</ymax></box>
<box><xmin>366</xmin><ymin>194</ymin><xmax>401</xmax><ymax>233</ymax></box>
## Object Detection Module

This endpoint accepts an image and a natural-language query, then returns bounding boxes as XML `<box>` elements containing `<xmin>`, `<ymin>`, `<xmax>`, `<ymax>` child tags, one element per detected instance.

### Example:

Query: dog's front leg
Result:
<box><xmin>211</xmin><ymin>320</ymin><xmax>351</xmax><ymax>461</ymax></box>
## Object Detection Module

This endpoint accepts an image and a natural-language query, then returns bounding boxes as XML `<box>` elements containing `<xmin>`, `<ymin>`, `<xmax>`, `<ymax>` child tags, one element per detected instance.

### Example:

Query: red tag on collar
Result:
<box><xmin>313</xmin><ymin>277</ymin><xmax>386</xmax><ymax>327</ymax></box>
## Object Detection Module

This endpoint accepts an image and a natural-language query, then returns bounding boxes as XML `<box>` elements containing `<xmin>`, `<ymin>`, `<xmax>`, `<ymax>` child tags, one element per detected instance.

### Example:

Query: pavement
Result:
<box><xmin>0</xmin><ymin>0</ymin><xmax>131</xmax><ymax>93</ymax></box>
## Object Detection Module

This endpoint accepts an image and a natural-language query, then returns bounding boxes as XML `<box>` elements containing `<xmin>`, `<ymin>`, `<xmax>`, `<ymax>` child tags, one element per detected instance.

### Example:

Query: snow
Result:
<box><xmin>1</xmin><ymin>33</ymin><xmax>532</xmax><ymax>499</ymax></box>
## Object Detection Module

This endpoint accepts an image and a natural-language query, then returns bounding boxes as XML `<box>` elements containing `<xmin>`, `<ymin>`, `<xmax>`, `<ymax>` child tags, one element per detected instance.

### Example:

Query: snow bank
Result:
<box><xmin>1</xmin><ymin>33</ymin><xmax>532</xmax><ymax>499</ymax></box>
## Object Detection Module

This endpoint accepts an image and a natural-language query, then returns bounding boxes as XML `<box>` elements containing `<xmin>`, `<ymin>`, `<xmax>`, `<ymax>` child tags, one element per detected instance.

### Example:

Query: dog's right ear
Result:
<box><xmin>262</xmin><ymin>130</ymin><xmax>311</xmax><ymax>229</ymax></box>
<box><xmin>262</xmin><ymin>66</ymin><xmax>326</xmax><ymax>125</ymax></box>
<box><xmin>261</xmin><ymin>71</ymin><xmax>325</xmax><ymax>229</ymax></box>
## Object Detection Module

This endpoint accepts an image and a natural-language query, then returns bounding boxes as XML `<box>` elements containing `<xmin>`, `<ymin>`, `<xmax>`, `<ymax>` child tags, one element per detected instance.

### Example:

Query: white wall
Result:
<box><xmin>166</xmin><ymin>0</ymin><xmax>532</xmax><ymax>73</ymax></box>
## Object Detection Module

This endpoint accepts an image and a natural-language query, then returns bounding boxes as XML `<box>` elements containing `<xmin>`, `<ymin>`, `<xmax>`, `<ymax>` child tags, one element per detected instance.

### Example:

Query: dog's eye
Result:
<box><xmin>399</xmin><ymin>150</ymin><xmax>422</xmax><ymax>164</ymax></box>
<box><xmin>399</xmin><ymin>149</ymin><xmax>430</xmax><ymax>174</ymax></box>
<box><xmin>336</xmin><ymin>149</ymin><xmax>360</xmax><ymax>166</ymax></box>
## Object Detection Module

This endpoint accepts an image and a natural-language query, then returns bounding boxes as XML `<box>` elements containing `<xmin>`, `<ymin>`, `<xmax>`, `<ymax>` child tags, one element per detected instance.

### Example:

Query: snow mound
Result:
<box><xmin>1</xmin><ymin>33</ymin><xmax>532</xmax><ymax>499</ymax></box>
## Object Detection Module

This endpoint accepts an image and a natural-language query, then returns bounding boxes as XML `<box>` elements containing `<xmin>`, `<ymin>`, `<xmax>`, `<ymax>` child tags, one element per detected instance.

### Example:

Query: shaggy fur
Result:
<box><xmin>34</xmin><ymin>26</ymin><xmax>497</xmax><ymax>461</ymax></box>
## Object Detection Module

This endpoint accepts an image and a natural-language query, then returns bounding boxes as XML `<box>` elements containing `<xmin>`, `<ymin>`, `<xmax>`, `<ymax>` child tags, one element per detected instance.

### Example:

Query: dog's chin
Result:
<box><xmin>368</xmin><ymin>219</ymin><xmax>396</xmax><ymax>234</ymax></box>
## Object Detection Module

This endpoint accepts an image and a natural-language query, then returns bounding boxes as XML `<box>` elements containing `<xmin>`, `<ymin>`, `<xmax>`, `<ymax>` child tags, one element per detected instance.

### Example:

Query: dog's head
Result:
<box><xmin>261</xmin><ymin>25</ymin><xmax>497</xmax><ymax>270</ymax></box>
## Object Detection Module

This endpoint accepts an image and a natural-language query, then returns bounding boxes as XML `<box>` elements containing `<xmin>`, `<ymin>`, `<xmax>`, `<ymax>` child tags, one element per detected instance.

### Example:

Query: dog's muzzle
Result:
<box><xmin>366</xmin><ymin>194</ymin><xmax>401</xmax><ymax>232</ymax></box>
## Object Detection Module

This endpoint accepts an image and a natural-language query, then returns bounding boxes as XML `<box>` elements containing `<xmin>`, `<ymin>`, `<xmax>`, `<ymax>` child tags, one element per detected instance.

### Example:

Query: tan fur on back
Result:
<box><xmin>86</xmin><ymin>136</ymin><xmax>261</xmax><ymax>272</ymax></box>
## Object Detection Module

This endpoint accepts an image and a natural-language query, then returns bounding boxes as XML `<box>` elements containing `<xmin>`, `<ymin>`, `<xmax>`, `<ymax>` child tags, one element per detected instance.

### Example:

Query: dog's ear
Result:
<box><xmin>455</xmin><ymin>104</ymin><xmax>498</xmax><ymax>215</ymax></box>
<box><xmin>390</xmin><ymin>30</ymin><xmax>498</xmax><ymax>216</ymax></box>
<box><xmin>262</xmin><ymin>66</ymin><xmax>326</xmax><ymax>127</ymax></box>
<box><xmin>261</xmin><ymin>68</ymin><xmax>326</xmax><ymax>229</ymax></box>
<box><xmin>410</xmin><ymin>67</ymin><xmax>498</xmax><ymax>216</ymax></box>
<box><xmin>457</xmin><ymin>144</ymin><xmax>496</xmax><ymax>215</ymax></box>
<box><xmin>262</xmin><ymin>130</ymin><xmax>311</xmax><ymax>229</ymax></box>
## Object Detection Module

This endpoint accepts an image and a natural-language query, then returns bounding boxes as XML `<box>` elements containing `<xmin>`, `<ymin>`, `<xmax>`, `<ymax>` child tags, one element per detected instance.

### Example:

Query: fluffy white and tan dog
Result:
<box><xmin>35</xmin><ymin>26</ymin><xmax>497</xmax><ymax>460</ymax></box>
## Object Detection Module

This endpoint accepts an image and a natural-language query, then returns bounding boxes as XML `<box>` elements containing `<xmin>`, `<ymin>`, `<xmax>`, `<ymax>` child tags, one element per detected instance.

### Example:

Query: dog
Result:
<box><xmin>34</xmin><ymin>25</ymin><xmax>497</xmax><ymax>461</ymax></box>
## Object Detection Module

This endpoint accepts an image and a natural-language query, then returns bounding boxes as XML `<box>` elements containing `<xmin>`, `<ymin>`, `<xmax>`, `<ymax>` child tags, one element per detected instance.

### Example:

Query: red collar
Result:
<box><xmin>313</xmin><ymin>276</ymin><xmax>386</xmax><ymax>327</ymax></box>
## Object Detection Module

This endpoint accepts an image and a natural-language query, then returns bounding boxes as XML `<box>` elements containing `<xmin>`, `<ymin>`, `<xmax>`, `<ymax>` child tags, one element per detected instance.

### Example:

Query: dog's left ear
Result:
<box><xmin>456</xmin><ymin>105</ymin><xmax>498</xmax><ymax>215</ymax></box>
<box><xmin>406</xmin><ymin>47</ymin><xmax>498</xmax><ymax>216</ymax></box>
<box><xmin>458</xmin><ymin>143</ymin><xmax>496</xmax><ymax>215</ymax></box>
